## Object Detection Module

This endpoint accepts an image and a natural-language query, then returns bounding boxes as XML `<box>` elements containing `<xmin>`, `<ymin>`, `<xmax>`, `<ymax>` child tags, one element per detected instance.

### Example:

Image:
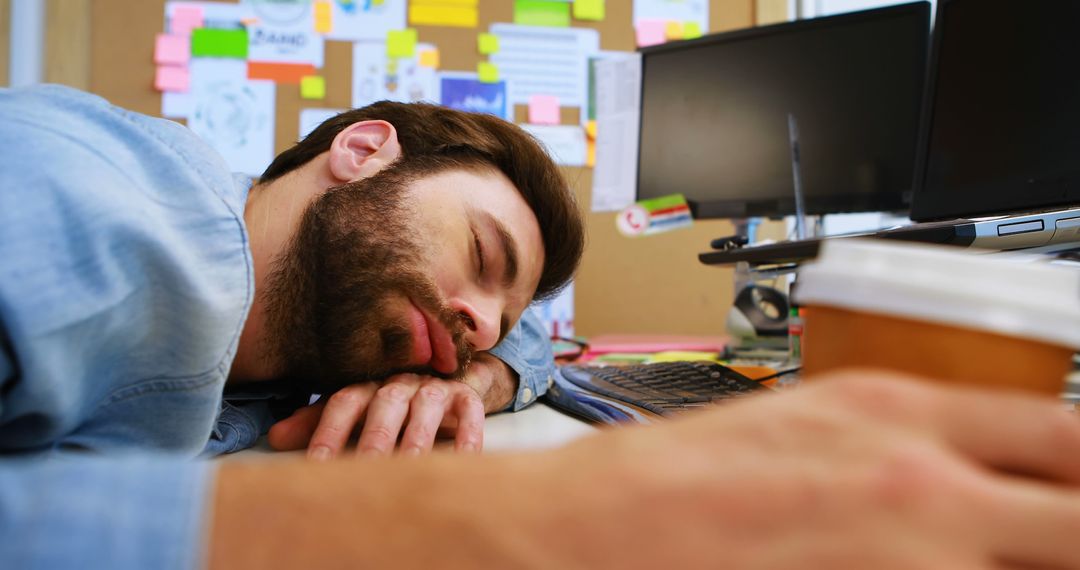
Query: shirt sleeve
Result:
<box><xmin>488</xmin><ymin>308</ymin><xmax>556</xmax><ymax>412</ymax></box>
<box><xmin>0</xmin><ymin>455</ymin><xmax>215</xmax><ymax>570</ymax></box>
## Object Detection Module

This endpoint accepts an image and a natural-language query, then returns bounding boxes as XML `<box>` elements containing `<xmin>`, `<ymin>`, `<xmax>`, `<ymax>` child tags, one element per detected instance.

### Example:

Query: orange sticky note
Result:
<box><xmin>528</xmin><ymin>94</ymin><xmax>560</xmax><ymax>125</ymax></box>
<box><xmin>586</xmin><ymin>119</ymin><xmax>597</xmax><ymax>140</ymax></box>
<box><xmin>665</xmin><ymin>20</ymin><xmax>684</xmax><ymax>40</ymax></box>
<box><xmin>155</xmin><ymin>66</ymin><xmax>190</xmax><ymax>92</ymax></box>
<box><xmin>248</xmin><ymin>62</ymin><xmax>318</xmax><ymax>84</ymax></box>
<box><xmin>418</xmin><ymin>48</ymin><xmax>440</xmax><ymax>68</ymax></box>
<box><xmin>314</xmin><ymin>1</ymin><xmax>333</xmax><ymax>34</ymax></box>
<box><xmin>587</xmin><ymin>138</ymin><xmax>596</xmax><ymax>167</ymax></box>
<box><xmin>635</xmin><ymin>19</ymin><xmax>667</xmax><ymax>47</ymax></box>
<box><xmin>154</xmin><ymin>34</ymin><xmax>190</xmax><ymax>65</ymax></box>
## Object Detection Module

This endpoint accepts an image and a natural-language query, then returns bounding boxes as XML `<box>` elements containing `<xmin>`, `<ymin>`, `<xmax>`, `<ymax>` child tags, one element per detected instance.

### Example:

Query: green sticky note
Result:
<box><xmin>386</xmin><ymin>28</ymin><xmax>418</xmax><ymax>58</ymax></box>
<box><xmin>300</xmin><ymin>75</ymin><xmax>326</xmax><ymax>99</ymax></box>
<box><xmin>514</xmin><ymin>0</ymin><xmax>571</xmax><ymax>27</ymax></box>
<box><xmin>684</xmin><ymin>21</ymin><xmax>703</xmax><ymax>39</ymax></box>
<box><xmin>573</xmin><ymin>0</ymin><xmax>605</xmax><ymax>21</ymax></box>
<box><xmin>190</xmin><ymin>28</ymin><xmax>248</xmax><ymax>58</ymax></box>
<box><xmin>477</xmin><ymin>61</ymin><xmax>499</xmax><ymax>83</ymax></box>
<box><xmin>478</xmin><ymin>33</ymin><xmax>499</xmax><ymax>55</ymax></box>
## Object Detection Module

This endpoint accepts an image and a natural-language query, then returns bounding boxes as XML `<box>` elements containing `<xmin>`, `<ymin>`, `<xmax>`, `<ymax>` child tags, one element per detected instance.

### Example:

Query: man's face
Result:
<box><xmin>263</xmin><ymin>164</ymin><xmax>544</xmax><ymax>394</ymax></box>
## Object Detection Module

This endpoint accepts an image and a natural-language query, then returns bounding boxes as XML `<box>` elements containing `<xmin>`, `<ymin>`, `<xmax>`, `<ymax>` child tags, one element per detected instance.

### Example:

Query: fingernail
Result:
<box><xmin>309</xmin><ymin>446</ymin><xmax>332</xmax><ymax>462</ymax></box>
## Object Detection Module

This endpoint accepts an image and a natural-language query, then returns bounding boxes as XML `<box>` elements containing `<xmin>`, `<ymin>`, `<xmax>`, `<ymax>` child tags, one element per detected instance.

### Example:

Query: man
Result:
<box><xmin>4</xmin><ymin>86</ymin><xmax>1080</xmax><ymax>569</ymax></box>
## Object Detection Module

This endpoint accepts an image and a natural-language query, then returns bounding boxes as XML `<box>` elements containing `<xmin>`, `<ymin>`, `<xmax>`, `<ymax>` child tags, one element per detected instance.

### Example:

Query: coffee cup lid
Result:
<box><xmin>794</xmin><ymin>239</ymin><xmax>1080</xmax><ymax>349</ymax></box>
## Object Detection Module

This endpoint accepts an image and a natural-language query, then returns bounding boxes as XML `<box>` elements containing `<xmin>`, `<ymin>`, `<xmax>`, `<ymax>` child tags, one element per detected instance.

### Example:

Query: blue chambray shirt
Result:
<box><xmin>0</xmin><ymin>85</ymin><xmax>555</xmax><ymax>568</ymax></box>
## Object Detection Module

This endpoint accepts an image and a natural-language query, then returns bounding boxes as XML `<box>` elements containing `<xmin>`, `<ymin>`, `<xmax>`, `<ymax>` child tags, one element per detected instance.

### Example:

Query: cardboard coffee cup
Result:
<box><xmin>793</xmin><ymin>239</ymin><xmax>1080</xmax><ymax>395</ymax></box>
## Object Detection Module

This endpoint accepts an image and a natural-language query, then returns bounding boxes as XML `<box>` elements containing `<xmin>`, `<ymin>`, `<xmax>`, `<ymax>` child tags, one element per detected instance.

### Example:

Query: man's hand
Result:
<box><xmin>267</xmin><ymin>353</ymin><xmax>519</xmax><ymax>458</ymax></box>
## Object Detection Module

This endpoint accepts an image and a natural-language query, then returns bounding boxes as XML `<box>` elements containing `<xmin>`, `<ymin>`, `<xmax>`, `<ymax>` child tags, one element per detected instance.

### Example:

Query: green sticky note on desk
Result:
<box><xmin>477</xmin><ymin>61</ymin><xmax>499</xmax><ymax>83</ymax></box>
<box><xmin>478</xmin><ymin>33</ymin><xmax>499</xmax><ymax>55</ymax></box>
<box><xmin>191</xmin><ymin>28</ymin><xmax>248</xmax><ymax>58</ymax></box>
<box><xmin>386</xmin><ymin>28</ymin><xmax>418</xmax><ymax>58</ymax></box>
<box><xmin>573</xmin><ymin>0</ymin><xmax>605</xmax><ymax>21</ymax></box>
<box><xmin>514</xmin><ymin>0</ymin><xmax>571</xmax><ymax>27</ymax></box>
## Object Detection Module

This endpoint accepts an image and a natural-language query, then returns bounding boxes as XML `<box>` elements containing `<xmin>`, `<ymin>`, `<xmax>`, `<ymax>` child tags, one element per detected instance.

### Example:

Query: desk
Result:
<box><xmin>483</xmin><ymin>404</ymin><xmax>597</xmax><ymax>452</ymax></box>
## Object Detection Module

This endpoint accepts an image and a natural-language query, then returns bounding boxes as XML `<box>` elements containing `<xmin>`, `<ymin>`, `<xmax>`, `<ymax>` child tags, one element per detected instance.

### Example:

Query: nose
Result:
<box><xmin>452</xmin><ymin>295</ymin><xmax>502</xmax><ymax>351</ymax></box>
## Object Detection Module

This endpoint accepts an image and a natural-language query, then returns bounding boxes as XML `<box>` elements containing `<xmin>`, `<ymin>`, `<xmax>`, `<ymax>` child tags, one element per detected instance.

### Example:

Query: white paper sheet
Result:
<box><xmin>242</xmin><ymin>0</ymin><xmax>324</xmax><ymax>67</ymax></box>
<box><xmin>299</xmin><ymin>107</ymin><xmax>344</xmax><ymax>140</ymax></box>
<box><xmin>488</xmin><ymin>24</ymin><xmax>599</xmax><ymax>113</ymax></box>
<box><xmin>532</xmin><ymin>281</ymin><xmax>575</xmax><ymax>338</ymax></box>
<box><xmin>326</xmin><ymin>0</ymin><xmax>407</xmax><ymax>41</ymax></box>
<box><xmin>352</xmin><ymin>41</ymin><xmax>440</xmax><ymax>109</ymax></box>
<box><xmin>520</xmin><ymin>124</ymin><xmax>588</xmax><ymax>167</ymax></box>
<box><xmin>632</xmin><ymin>0</ymin><xmax>709</xmax><ymax>30</ymax></box>
<box><xmin>166</xmin><ymin>0</ymin><xmax>248</xmax><ymax>31</ymax></box>
<box><xmin>188</xmin><ymin>59</ymin><xmax>276</xmax><ymax>177</ymax></box>
<box><xmin>591</xmin><ymin>53</ymin><xmax>641</xmax><ymax>213</ymax></box>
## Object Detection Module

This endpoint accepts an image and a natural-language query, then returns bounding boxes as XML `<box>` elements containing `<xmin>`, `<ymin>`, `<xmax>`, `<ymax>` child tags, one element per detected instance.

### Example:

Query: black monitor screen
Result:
<box><xmin>910</xmin><ymin>0</ymin><xmax>1080</xmax><ymax>222</ymax></box>
<box><xmin>637</xmin><ymin>2</ymin><xmax>930</xmax><ymax>219</ymax></box>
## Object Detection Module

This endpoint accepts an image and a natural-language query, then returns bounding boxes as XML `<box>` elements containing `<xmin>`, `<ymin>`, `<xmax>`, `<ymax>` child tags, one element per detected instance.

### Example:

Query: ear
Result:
<box><xmin>326</xmin><ymin>120</ymin><xmax>403</xmax><ymax>182</ymax></box>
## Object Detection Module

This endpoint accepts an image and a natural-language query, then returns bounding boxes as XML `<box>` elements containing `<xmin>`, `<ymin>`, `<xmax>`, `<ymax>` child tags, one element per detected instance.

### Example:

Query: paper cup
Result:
<box><xmin>794</xmin><ymin>239</ymin><xmax>1080</xmax><ymax>395</ymax></box>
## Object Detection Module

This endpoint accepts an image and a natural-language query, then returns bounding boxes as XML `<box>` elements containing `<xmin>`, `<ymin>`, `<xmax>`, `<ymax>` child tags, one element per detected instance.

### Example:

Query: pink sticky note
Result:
<box><xmin>155</xmin><ymin>66</ymin><xmax>190</xmax><ymax>93</ymax></box>
<box><xmin>171</xmin><ymin>5</ymin><xmax>205</xmax><ymax>36</ymax></box>
<box><xmin>635</xmin><ymin>19</ymin><xmax>668</xmax><ymax>47</ymax></box>
<box><xmin>528</xmin><ymin>95</ymin><xmax>561</xmax><ymax>125</ymax></box>
<box><xmin>154</xmin><ymin>34</ymin><xmax>190</xmax><ymax>66</ymax></box>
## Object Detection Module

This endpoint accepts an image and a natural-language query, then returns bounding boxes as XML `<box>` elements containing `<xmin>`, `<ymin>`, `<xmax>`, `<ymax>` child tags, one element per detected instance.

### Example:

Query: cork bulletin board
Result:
<box><xmin>84</xmin><ymin>0</ymin><xmax>758</xmax><ymax>337</ymax></box>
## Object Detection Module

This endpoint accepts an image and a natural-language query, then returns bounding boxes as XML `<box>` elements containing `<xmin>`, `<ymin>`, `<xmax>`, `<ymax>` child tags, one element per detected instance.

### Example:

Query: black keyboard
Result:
<box><xmin>559</xmin><ymin>361</ymin><xmax>768</xmax><ymax>417</ymax></box>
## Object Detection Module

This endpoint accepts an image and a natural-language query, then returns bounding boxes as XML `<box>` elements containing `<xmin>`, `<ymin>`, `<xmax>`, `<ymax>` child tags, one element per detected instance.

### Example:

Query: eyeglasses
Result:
<box><xmin>551</xmin><ymin>336</ymin><xmax>589</xmax><ymax>362</ymax></box>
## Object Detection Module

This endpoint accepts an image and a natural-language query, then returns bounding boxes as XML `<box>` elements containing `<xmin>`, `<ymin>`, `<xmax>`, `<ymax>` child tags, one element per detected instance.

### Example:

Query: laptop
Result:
<box><xmin>699</xmin><ymin>0</ymin><xmax>1080</xmax><ymax>267</ymax></box>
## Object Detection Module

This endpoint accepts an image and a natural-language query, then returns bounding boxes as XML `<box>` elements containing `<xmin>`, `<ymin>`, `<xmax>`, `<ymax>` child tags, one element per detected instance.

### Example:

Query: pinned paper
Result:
<box><xmin>300</xmin><ymin>75</ymin><xmax>326</xmax><ymax>99</ymax></box>
<box><xmin>386</xmin><ymin>28</ymin><xmax>418</xmax><ymax>58</ymax></box>
<box><xmin>410</xmin><ymin>0</ymin><xmax>479</xmax><ymax>28</ymax></box>
<box><xmin>477</xmin><ymin>61</ymin><xmax>499</xmax><ymax>83</ymax></box>
<box><xmin>155</xmin><ymin>66</ymin><xmax>190</xmax><ymax>92</ymax></box>
<box><xmin>573</xmin><ymin>0</ymin><xmax>605</xmax><ymax>21</ymax></box>
<box><xmin>665</xmin><ymin>20</ymin><xmax>684</xmax><ymax>40</ymax></box>
<box><xmin>171</xmin><ymin>4</ymin><xmax>204</xmax><ymax>36</ymax></box>
<box><xmin>418</xmin><ymin>48</ymin><xmax>440</xmax><ymax>68</ymax></box>
<box><xmin>514</xmin><ymin>0</ymin><xmax>571</xmax><ymax>27</ymax></box>
<box><xmin>154</xmin><ymin>34</ymin><xmax>190</xmax><ymax>66</ymax></box>
<box><xmin>248</xmin><ymin>62</ymin><xmax>318</xmax><ymax>84</ymax></box>
<box><xmin>314</xmin><ymin>1</ymin><xmax>332</xmax><ymax>33</ymax></box>
<box><xmin>684</xmin><ymin>21</ymin><xmax>703</xmax><ymax>39</ymax></box>
<box><xmin>191</xmin><ymin>28</ymin><xmax>248</xmax><ymax>58</ymax></box>
<box><xmin>528</xmin><ymin>94</ymin><xmax>561</xmax><ymax>125</ymax></box>
<box><xmin>635</xmin><ymin>19</ymin><xmax>667</xmax><ymax>47</ymax></box>
<box><xmin>477</xmin><ymin>33</ymin><xmax>499</xmax><ymax>55</ymax></box>
<box><xmin>616</xmin><ymin>194</ymin><xmax>693</xmax><ymax>237</ymax></box>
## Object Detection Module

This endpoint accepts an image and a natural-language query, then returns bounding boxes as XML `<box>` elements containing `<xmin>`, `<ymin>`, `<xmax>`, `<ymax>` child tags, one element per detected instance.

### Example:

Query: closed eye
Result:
<box><xmin>473</xmin><ymin>229</ymin><xmax>486</xmax><ymax>276</ymax></box>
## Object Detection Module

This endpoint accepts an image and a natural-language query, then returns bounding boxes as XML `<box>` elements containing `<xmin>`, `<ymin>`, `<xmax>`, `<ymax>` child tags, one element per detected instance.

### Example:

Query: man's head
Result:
<box><xmin>236</xmin><ymin>102</ymin><xmax>584</xmax><ymax>393</ymax></box>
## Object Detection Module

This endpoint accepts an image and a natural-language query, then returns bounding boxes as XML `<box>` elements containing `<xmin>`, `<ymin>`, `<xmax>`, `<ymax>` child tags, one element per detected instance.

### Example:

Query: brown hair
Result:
<box><xmin>261</xmin><ymin>102</ymin><xmax>584</xmax><ymax>301</ymax></box>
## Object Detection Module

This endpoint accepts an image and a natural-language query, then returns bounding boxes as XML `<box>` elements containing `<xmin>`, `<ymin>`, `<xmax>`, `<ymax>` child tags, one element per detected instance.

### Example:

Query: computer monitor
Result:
<box><xmin>637</xmin><ymin>2</ymin><xmax>930</xmax><ymax>219</ymax></box>
<box><xmin>909</xmin><ymin>0</ymin><xmax>1080</xmax><ymax>222</ymax></box>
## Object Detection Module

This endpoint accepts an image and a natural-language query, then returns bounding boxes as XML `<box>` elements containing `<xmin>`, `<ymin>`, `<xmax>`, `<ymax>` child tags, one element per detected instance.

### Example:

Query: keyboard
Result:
<box><xmin>559</xmin><ymin>361</ymin><xmax>769</xmax><ymax>417</ymax></box>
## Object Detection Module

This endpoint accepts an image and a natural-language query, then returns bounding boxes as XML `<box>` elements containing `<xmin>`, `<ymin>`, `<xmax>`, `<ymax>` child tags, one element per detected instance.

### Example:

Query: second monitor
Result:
<box><xmin>637</xmin><ymin>2</ymin><xmax>931</xmax><ymax>219</ymax></box>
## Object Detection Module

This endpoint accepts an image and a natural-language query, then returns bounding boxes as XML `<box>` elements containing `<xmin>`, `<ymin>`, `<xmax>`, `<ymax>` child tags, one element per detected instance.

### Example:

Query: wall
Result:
<box><xmin>41</xmin><ymin>0</ymin><xmax>761</xmax><ymax>337</ymax></box>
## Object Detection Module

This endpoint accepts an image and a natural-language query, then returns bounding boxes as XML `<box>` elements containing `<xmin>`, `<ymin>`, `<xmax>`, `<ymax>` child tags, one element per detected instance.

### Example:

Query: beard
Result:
<box><xmin>261</xmin><ymin>166</ymin><xmax>474</xmax><ymax>395</ymax></box>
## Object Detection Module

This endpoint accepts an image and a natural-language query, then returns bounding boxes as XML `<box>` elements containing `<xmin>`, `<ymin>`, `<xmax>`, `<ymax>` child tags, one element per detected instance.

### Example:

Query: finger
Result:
<box><xmin>267</xmin><ymin>400</ymin><xmax>327</xmax><ymax>451</ymax></box>
<box><xmin>307</xmin><ymin>383</ymin><xmax>378</xmax><ymax>461</ymax></box>
<box><xmin>451</xmin><ymin>388</ymin><xmax>485</xmax><ymax>453</ymax></box>
<box><xmin>356</xmin><ymin>379</ymin><xmax>419</xmax><ymax>457</ymax></box>
<box><xmin>398</xmin><ymin>382</ymin><xmax>452</xmax><ymax>456</ymax></box>
<box><xmin>979</xmin><ymin>478</ymin><xmax>1080</xmax><ymax>570</ymax></box>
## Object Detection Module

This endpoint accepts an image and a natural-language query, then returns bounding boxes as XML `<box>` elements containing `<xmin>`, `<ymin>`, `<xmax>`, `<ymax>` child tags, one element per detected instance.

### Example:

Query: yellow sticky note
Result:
<box><xmin>573</xmin><ymin>0</ymin><xmax>605</xmax><ymax>21</ymax></box>
<box><xmin>478</xmin><ymin>61</ymin><xmax>499</xmax><ymax>83</ymax></box>
<box><xmin>314</xmin><ymin>1</ymin><xmax>332</xmax><ymax>34</ymax></box>
<box><xmin>410</xmin><ymin>4</ymin><xmax>479</xmax><ymax>28</ymax></box>
<box><xmin>684</xmin><ymin>21</ymin><xmax>703</xmax><ymax>39</ymax></box>
<box><xmin>386</xmin><ymin>28</ymin><xmax>418</xmax><ymax>58</ymax></box>
<box><xmin>585</xmin><ymin>119</ymin><xmax>597</xmax><ymax>140</ymax></box>
<box><xmin>373</xmin><ymin>0</ymin><xmax>385</xmax><ymax>5</ymax></box>
<box><xmin>418</xmin><ymin>48</ymin><xmax>440</xmax><ymax>68</ymax></box>
<box><xmin>587</xmin><ymin>138</ymin><xmax>596</xmax><ymax>167</ymax></box>
<box><xmin>300</xmin><ymin>75</ymin><xmax>326</xmax><ymax>99</ymax></box>
<box><xmin>478</xmin><ymin>32</ymin><xmax>499</xmax><ymax>55</ymax></box>
<box><xmin>665</xmin><ymin>20</ymin><xmax>684</xmax><ymax>40</ymax></box>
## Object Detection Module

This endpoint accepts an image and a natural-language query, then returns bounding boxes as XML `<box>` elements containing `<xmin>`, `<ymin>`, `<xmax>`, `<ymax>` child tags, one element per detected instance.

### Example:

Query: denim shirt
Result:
<box><xmin>0</xmin><ymin>85</ymin><xmax>555</xmax><ymax>568</ymax></box>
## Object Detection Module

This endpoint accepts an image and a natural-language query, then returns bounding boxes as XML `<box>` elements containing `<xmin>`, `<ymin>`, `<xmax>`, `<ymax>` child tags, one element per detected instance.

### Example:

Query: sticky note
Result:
<box><xmin>514</xmin><ymin>0</ymin><xmax>571</xmax><ymax>27</ymax></box>
<box><xmin>635</xmin><ymin>19</ymin><xmax>667</xmax><ymax>47</ymax></box>
<box><xmin>387</xmin><ymin>28</ymin><xmax>418</xmax><ymax>58</ymax></box>
<box><xmin>684</xmin><ymin>21</ymin><xmax>703</xmax><ymax>39</ymax></box>
<box><xmin>409</xmin><ymin>2</ymin><xmax>479</xmax><ymax>28</ymax></box>
<box><xmin>587</xmin><ymin>138</ymin><xmax>596</xmax><ymax>167</ymax></box>
<box><xmin>300</xmin><ymin>75</ymin><xmax>326</xmax><ymax>99</ymax></box>
<box><xmin>478</xmin><ymin>61</ymin><xmax>499</xmax><ymax>83</ymax></box>
<box><xmin>585</xmin><ymin>119</ymin><xmax>597</xmax><ymax>140</ymax></box>
<box><xmin>248</xmin><ymin>62</ymin><xmax>318</xmax><ymax>84</ymax></box>
<box><xmin>528</xmin><ymin>95</ymin><xmax>560</xmax><ymax>125</ymax></box>
<box><xmin>573</xmin><ymin>0</ymin><xmax>605</xmax><ymax>21</ymax></box>
<box><xmin>477</xmin><ymin>33</ymin><xmax>499</xmax><ymax>55</ymax></box>
<box><xmin>171</xmin><ymin>5</ymin><xmax>204</xmax><ymax>36</ymax></box>
<box><xmin>155</xmin><ymin>66</ymin><xmax>190</xmax><ymax>92</ymax></box>
<box><xmin>191</xmin><ymin>28</ymin><xmax>248</xmax><ymax>58</ymax></box>
<box><xmin>154</xmin><ymin>34</ymin><xmax>190</xmax><ymax>66</ymax></box>
<box><xmin>665</xmin><ymin>20</ymin><xmax>684</xmax><ymax>40</ymax></box>
<box><xmin>418</xmin><ymin>48</ymin><xmax>440</xmax><ymax>68</ymax></box>
<box><xmin>314</xmin><ymin>1</ymin><xmax>333</xmax><ymax>34</ymax></box>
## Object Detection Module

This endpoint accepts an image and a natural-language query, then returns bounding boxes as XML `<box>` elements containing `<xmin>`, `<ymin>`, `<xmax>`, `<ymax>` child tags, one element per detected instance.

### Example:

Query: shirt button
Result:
<box><xmin>547</xmin><ymin>375</ymin><xmax>554</xmax><ymax>389</ymax></box>
<box><xmin>522</xmin><ymin>387</ymin><xmax>534</xmax><ymax>402</ymax></box>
